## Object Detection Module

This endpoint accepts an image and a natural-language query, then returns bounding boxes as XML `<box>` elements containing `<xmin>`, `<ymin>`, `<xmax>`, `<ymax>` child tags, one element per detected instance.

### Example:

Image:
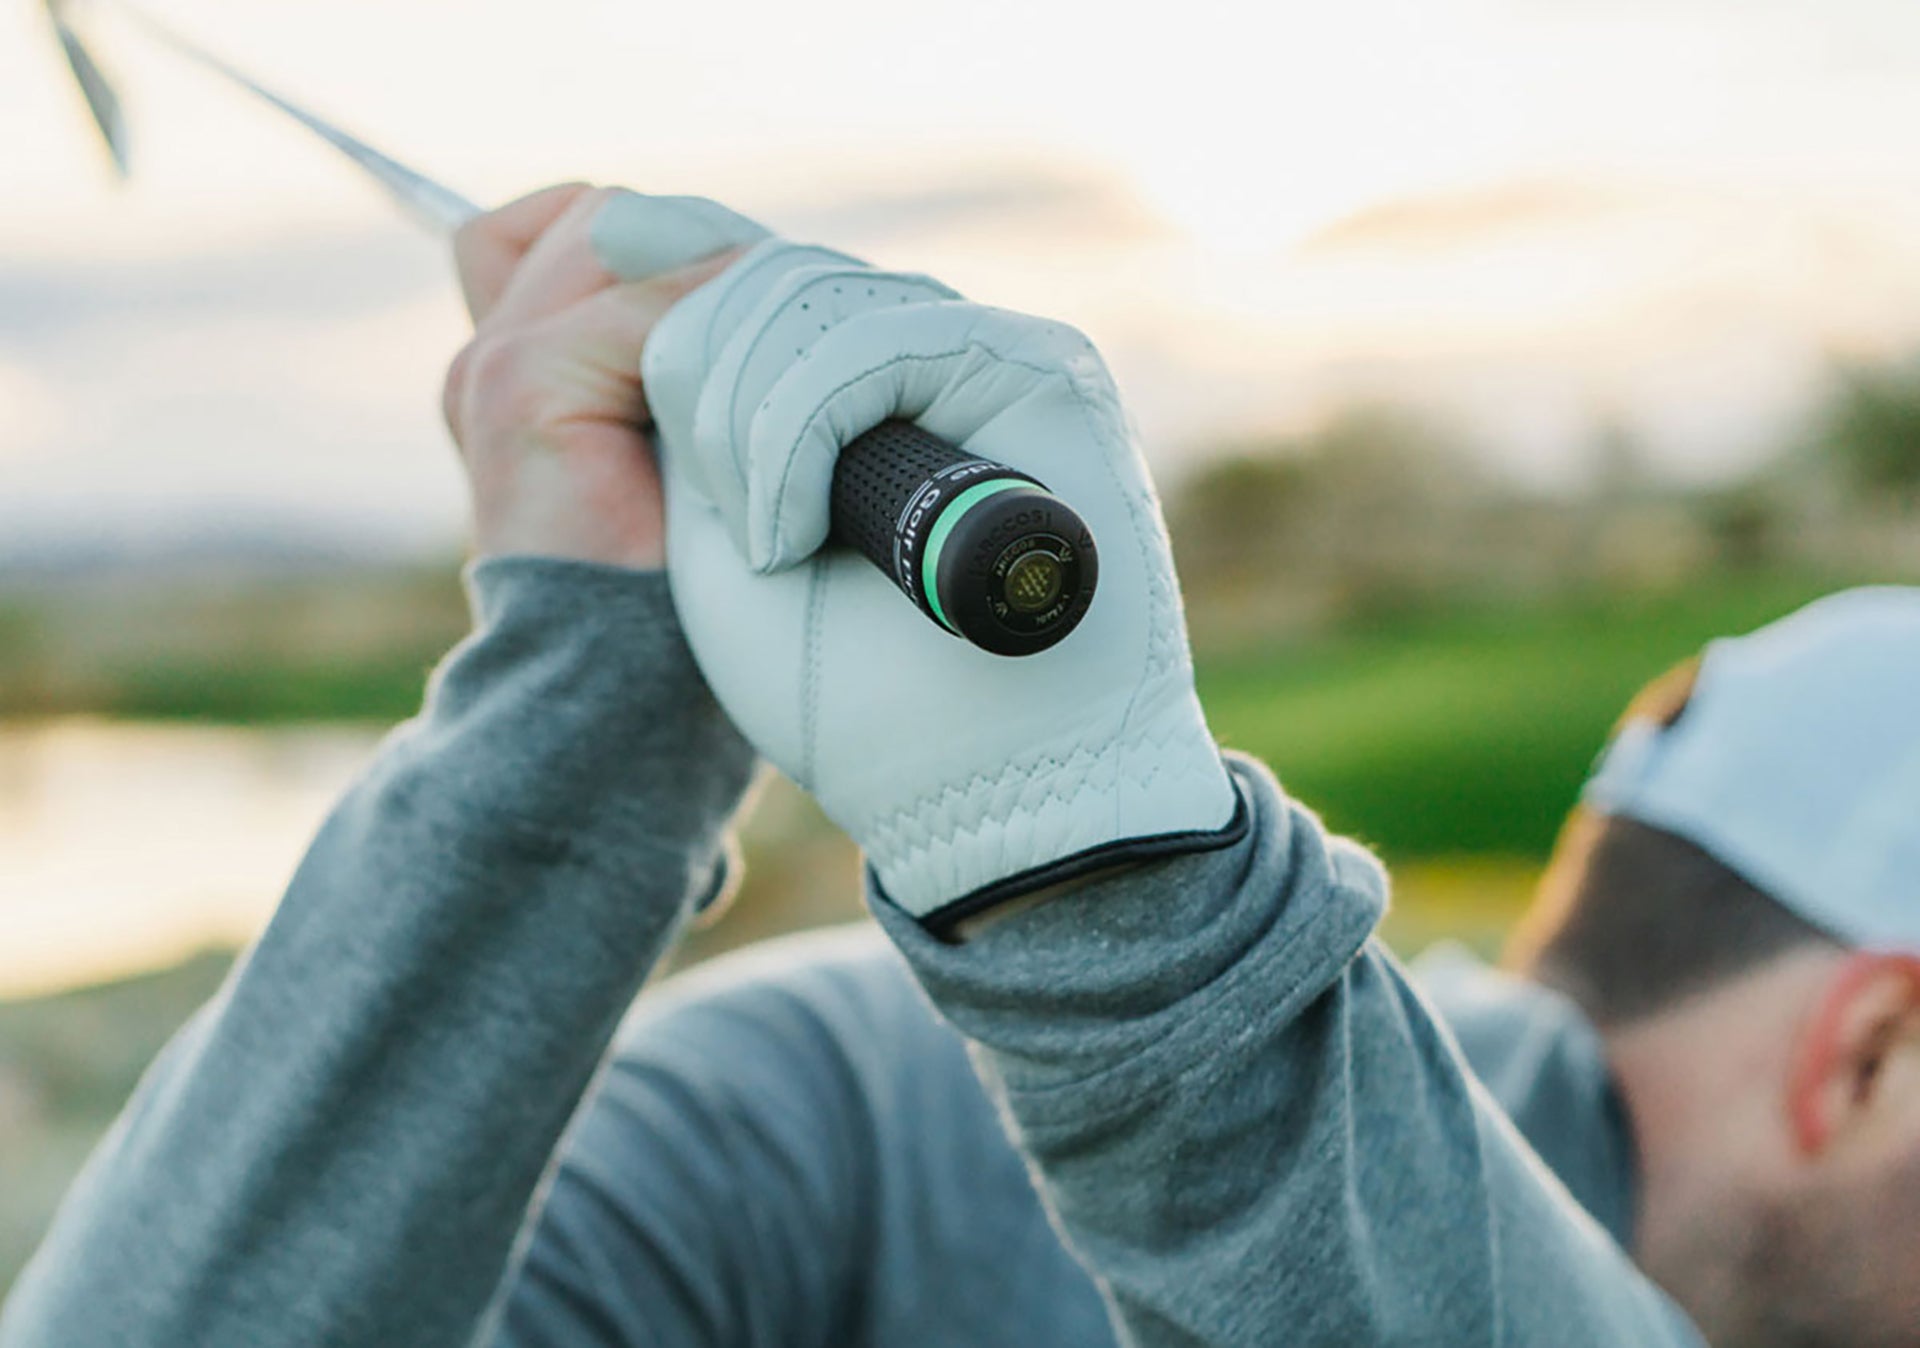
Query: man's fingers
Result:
<box><xmin>549</xmin><ymin>254</ymin><xmax>745</xmax><ymax>420</ymax></box>
<box><xmin>452</xmin><ymin>182</ymin><xmax>595</xmax><ymax>324</ymax></box>
<box><xmin>586</xmin><ymin>252</ymin><xmax>741</xmax><ymax>352</ymax></box>
<box><xmin>444</xmin><ymin>252</ymin><xmax>741</xmax><ymax>445</ymax></box>
<box><xmin>481</xmin><ymin>188</ymin><xmax>635</xmax><ymax>333</ymax></box>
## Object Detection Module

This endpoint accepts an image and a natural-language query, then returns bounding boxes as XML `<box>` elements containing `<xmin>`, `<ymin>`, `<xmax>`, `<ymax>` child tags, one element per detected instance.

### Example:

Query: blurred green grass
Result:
<box><xmin>0</xmin><ymin>566</ymin><xmax>468</xmax><ymax>724</ymax></box>
<box><xmin>94</xmin><ymin>654</ymin><xmax>448</xmax><ymax>724</ymax></box>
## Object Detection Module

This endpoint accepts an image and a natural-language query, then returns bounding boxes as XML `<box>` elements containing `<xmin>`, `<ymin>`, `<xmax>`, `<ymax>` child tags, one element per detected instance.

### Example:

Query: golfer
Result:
<box><xmin>3</xmin><ymin>184</ymin><xmax>1917</xmax><ymax>1348</ymax></box>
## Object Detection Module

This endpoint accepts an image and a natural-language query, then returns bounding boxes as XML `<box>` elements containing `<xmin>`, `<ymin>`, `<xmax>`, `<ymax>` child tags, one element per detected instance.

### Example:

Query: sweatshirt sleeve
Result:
<box><xmin>0</xmin><ymin>559</ymin><xmax>757</xmax><ymax>1348</ymax></box>
<box><xmin>871</xmin><ymin>754</ymin><xmax>1705</xmax><ymax>1348</ymax></box>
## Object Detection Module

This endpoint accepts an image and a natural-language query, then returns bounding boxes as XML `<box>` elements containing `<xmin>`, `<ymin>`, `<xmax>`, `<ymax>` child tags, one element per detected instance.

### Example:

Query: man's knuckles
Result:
<box><xmin>452</xmin><ymin>182</ymin><xmax>598</xmax><ymax>321</ymax></box>
<box><xmin>444</xmin><ymin>329</ymin><xmax>569</xmax><ymax>448</ymax></box>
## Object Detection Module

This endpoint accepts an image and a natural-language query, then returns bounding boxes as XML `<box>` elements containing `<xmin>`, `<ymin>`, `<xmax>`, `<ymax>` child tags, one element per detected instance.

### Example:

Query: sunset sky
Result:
<box><xmin>6</xmin><ymin>0</ymin><xmax>1920</xmax><ymax>551</ymax></box>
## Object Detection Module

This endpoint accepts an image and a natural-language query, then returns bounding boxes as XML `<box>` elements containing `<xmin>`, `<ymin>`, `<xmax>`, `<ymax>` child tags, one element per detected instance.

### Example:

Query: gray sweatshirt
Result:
<box><xmin>0</xmin><ymin>561</ymin><xmax>1703</xmax><ymax>1347</ymax></box>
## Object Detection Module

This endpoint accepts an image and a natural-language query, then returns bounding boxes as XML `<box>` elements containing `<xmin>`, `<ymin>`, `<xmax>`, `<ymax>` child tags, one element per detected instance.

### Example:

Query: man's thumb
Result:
<box><xmin>589</xmin><ymin>191</ymin><xmax>770</xmax><ymax>284</ymax></box>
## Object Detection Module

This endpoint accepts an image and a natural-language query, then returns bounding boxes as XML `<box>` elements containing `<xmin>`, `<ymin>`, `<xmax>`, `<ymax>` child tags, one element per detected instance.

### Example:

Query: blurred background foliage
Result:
<box><xmin>3</xmin><ymin>355</ymin><xmax>1919</xmax><ymax>1292</ymax></box>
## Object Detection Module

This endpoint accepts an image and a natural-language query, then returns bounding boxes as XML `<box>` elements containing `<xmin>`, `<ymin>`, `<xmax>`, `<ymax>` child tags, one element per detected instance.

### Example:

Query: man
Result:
<box><xmin>1496</xmin><ymin>636</ymin><xmax>1920</xmax><ymax>1345</ymax></box>
<box><xmin>1</xmin><ymin>184</ymin><xmax>1915</xmax><ymax>1347</ymax></box>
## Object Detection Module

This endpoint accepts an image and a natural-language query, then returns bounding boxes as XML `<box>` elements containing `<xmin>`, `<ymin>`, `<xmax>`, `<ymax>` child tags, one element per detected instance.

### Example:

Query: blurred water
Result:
<box><xmin>0</xmin><ymin>721</ymin><xmax>380</xmax><ymax>1000</ymax></box>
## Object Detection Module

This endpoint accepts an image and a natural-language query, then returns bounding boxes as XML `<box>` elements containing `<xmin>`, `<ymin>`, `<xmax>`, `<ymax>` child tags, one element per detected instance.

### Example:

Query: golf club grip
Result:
<box><xmin>827</xmin><ymin>421</ymin><xmax>1098</xmax><ymax>657</ymax></box>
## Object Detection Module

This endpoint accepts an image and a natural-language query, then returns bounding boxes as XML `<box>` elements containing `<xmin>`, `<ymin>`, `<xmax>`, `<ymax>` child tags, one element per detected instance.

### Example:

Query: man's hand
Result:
<box><xmin>446</xmin><ymin>188</ymin><xmax>1241</xmax><ymax>927</ymax></box>
<box><xmin>633</xmin><ymin>244</ymin><xmax>1244</xmax><ymax>930</ymax></box>
<box><xmin>441</xmin><ymin>184</ymin><xmax>742</xmax><ymax>568</ymax></box>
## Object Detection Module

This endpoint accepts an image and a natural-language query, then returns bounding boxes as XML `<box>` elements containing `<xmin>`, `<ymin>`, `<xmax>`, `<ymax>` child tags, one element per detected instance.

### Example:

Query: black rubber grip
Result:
<box><xmin>825</xmin><ymin>421</ymin><xmax>979</xmax><ymax>597</ymax></box>
<box><xmin>826</xmin><ymin>420</ymin><xmax>1098</xmax><ymax>657</ymax></box>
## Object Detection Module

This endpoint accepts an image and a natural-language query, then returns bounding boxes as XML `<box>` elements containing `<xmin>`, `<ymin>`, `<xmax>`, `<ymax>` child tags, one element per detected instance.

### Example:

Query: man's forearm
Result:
<box><xmin>876</xmin><ymin>756</ymin><xmax>1700</xmax><ymax>1347</ymax></box>
<box><xmin>0</xmin><ymin>560</ymin><xmax>755</xmax><ymax>1348</ymax></box>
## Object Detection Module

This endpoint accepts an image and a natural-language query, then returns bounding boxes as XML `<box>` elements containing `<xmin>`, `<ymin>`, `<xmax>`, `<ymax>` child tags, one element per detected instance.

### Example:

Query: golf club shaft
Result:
<box><xmin>88</xmin><ymin>0</ymin><xmax>480</xmax><ymax>234</ymax></box>
<box><xmin>59</xmin><ymin>0</ymin><xmax>1100</xmax><ymax>654</ymax></box>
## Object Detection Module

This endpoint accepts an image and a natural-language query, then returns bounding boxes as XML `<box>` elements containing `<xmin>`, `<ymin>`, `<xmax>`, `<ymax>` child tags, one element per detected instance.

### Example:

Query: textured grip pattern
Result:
<box><xmin>826</xmin><ymin>420</ymin><xmax>970</xmax><ymax>580</ymax></box>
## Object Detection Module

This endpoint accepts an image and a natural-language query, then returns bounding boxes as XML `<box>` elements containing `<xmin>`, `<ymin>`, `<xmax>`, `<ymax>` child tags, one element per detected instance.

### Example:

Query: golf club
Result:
<box><xmin>42</xmin><ymin>0</ymin><xmax>1098</xmax><ymax>656</ymax></box>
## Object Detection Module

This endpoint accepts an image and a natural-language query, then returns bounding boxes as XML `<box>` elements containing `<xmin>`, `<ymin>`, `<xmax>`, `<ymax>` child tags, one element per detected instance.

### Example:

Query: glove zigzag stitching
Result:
<box><xmin>799</xmin><ymin>560</ymin><xmax>831</xmax><ymax>792</ymax></box>
<box><xmin>864</xmin><ymin>707</ymin><xmax>1224</xmax><ymax>890</ymax></box>
<box><xmin>864</xmin><ymin>738</ymin><xmax>1117</xmax><ymax>854</ymax></box>
<box><xmin>1059</xmin><ymin>365</ymin><xmax>1189</xmax><ymax>751</ymax></box>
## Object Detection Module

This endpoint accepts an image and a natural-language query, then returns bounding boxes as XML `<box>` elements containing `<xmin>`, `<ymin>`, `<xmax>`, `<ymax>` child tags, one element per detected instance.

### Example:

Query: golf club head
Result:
<box><xmin>45</xmin><ymin>0</ymin><xmax>130</xmax><ymax>178</ymax></box>
<box><xmin>37</xmin><ymin>0</ymin><xmax>481</xmax><ymax>233</ymax></box>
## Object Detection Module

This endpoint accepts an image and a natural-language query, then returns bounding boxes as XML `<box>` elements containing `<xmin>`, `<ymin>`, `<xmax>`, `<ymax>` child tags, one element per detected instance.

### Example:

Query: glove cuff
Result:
<box><xmin>857</xmin><ymin>712</ymin><xmax>1247</xmax><ymax>936</ymax></box>
<box><xmin>881</xmin><ymin>780</ymin><xmax>1251</xmax><ymax>938</ymax></box>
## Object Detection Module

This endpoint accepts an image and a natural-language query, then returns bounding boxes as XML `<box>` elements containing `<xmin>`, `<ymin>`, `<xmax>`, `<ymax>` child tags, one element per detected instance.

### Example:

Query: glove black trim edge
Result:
<box><xmin>877</xmin><ymin>781</ymin><xmax>1254</xmax><ymax>942</ymax></box>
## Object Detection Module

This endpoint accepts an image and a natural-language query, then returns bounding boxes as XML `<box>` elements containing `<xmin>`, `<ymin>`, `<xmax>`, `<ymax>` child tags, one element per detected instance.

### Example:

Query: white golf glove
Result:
<box><xmin>591</xmin><ymin>190</ymin><xmax>1243</xmax><ymax>932</ymax></box>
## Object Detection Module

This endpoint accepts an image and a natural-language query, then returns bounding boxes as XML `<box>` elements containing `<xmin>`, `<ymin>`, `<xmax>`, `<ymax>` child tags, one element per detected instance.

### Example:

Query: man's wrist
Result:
<box><xmin>467</xmin><ymin>553</ymin><xmax>669</xmax><ymax>616</ymax></box>
<box><xmin>466</xmin><ymin>470</ymin><xmax>668</xmax><ymax>571</ymax></box>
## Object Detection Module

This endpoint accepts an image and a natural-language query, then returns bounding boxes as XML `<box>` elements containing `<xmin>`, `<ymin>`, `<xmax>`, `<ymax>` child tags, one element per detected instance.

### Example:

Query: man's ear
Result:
<box><xmin>1787</xmin><ymin>952</ymin><xmax>1920</xmax><ymax>1157</ymax></box>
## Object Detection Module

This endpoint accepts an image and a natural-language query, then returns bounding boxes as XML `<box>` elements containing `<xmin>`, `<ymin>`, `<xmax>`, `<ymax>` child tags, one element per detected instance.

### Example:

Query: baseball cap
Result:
<box><xmin>1584</xmin><ymin>587</ymin><xmax>1920</xmax><ymax>952</ymax></box>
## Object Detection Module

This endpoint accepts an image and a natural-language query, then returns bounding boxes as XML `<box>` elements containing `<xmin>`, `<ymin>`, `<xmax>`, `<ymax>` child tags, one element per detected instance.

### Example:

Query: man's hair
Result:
<box><xmin>1505</xmin><ymin>658</ymin><xmax>1839</xmax><ymax>1028</ymax></box>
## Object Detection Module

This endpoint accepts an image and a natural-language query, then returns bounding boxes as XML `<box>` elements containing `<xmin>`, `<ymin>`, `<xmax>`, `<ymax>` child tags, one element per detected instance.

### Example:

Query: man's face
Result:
<box><xmin>1733</xmin><ymin>1113</ymin><xmax>1920</xmax><ymax>1347</ymax></box>
<box><xmin>1666</xmin><ymin>957</ymin><xmax>1920</xmax><ymax>1348</ymax></box>
<box><xmin>1622</xmin><ymin>950</ymin><xmax>1920</xmax><ymax>1348</ymax></box>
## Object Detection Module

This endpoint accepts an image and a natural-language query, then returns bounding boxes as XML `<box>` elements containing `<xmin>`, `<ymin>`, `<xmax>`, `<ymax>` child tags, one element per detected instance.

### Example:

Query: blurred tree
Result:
<box><xmin>1167</xmin><ymin>452</ymin><xmax>1313</xmax><ymax>581</ymax></box>
<box><xmin>1813</xmin><ymin>360</ymin><xmax>1920</xmax><ymax>502</ymax></box>
<box><xmin>1696</xmin><ymin>481</ymin><xmax>1784</xmax><ymax>572</ymax></box>
<box><xmin>1585</xmin><ymin>418</ymin><xmax>1655</xmax><ymax>507</ymax></box>
<box><xmin>1169</xmin><ymin>406</ymin><xmax>1499</xmax><ymax>642</ymax></box>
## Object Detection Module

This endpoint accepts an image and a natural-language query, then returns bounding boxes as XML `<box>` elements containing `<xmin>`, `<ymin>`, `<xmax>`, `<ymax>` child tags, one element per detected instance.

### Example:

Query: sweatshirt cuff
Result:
<box><xmin>870</xmin><ymin>753</ymin><xmax>1387</xmax><ymax>1131</ymax></box>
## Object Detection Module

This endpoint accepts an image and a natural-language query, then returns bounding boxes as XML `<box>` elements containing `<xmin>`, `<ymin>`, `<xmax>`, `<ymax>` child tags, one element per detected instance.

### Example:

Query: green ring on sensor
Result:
<box><xmin>920</xmin><ymin>478</ymin><xmax>1031</xmax><ymax>634</ymax></box>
